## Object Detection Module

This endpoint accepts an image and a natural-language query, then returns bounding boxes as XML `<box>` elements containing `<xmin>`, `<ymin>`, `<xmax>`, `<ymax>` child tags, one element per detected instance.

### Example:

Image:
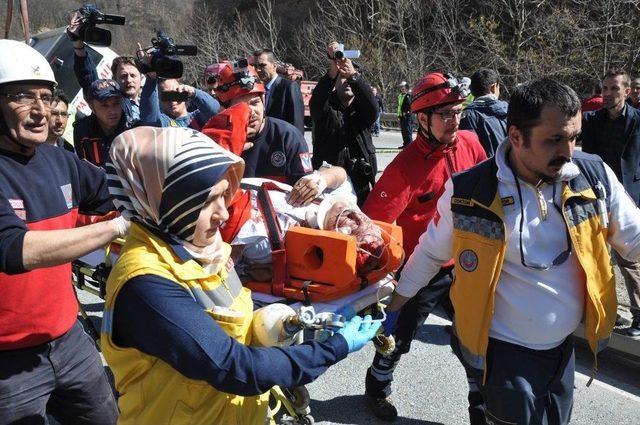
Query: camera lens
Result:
<box><xmin>334</xmin><ymin>50</ymin><xmax>344</xmax><ymax>60</ymax></box>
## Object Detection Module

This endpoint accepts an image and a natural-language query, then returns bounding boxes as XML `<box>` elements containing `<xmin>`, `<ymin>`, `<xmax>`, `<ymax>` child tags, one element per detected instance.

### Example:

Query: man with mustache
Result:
<box><xmin>382</xmin><ymin>78</ymin><xmax>640</xmax><ymax>424</ymax></box>
<box><xmin>215</xmin><ymin>61</ymin><xmax>345</xmax><ymax>205</ymax></box>
<box><xmin>581</xmin><ymin>69</ymin><xmax>640</xmax><ymax>338</ymax></box>
<box><xmin>0</xmin><ymin>40</ymin><xmax>124</xmax><ymax>425</ymax></box>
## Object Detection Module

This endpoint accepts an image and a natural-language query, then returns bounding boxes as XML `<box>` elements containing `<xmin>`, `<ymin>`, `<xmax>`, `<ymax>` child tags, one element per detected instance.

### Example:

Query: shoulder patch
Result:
<box><xmin>299</xmin><ymin>152</ymin><xmax>313</xmax><ymax>173</ymax></box>
<box><xmin>451</xmin><ymin>197</ymin><xmax>473</xmax><ymax>207</ymax></box>
<box><xmin>501</xmin><ymin>196</ymin><xmax>514</xmax><ymax>207</ymax></box>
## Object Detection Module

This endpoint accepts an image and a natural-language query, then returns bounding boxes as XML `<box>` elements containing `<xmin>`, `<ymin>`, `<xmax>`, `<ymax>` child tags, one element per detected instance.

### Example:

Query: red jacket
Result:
<box><xmin>362</xmin><ymin>130</ymin><xmax>486</xmax><ymax>258</ymax></box>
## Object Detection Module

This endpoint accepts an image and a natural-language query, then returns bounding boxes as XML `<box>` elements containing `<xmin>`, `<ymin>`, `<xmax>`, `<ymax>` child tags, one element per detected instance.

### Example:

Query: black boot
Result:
<box><xmin>366</xmin><ymin>395</ymin><xmax>398</xmax><ymax>422</ymax></box>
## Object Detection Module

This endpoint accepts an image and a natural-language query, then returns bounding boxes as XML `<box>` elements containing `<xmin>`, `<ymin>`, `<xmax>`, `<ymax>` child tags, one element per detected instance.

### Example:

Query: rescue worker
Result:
<box><xmin>215</xmin><ymin>61</ymin><xmax>343</xmax><ymax>196</ymax></box>
<box><xmin>102</xmin><ymin>126</ymin><xmax>381</xmax><ymax>425</ymax></box>
<box><xmin>383</xmin><ymin>78</ymin><xmax>640</xmax><ymax>424</ymax></box>
<box><xmin>361</xmin><ymin>72</ymin><xmax>487</xmax><ymax>421</ymax></box>
<box><xmin>0</xmin><ymin>40</ymin><xmax>125</xmax><ymax>425</ymax></box>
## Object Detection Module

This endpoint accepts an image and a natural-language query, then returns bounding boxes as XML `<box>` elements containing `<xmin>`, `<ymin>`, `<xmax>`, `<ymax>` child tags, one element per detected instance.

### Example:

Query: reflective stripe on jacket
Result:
<box><xmin>101</xmin><ymin>223</ymin><xmax>270</xmax><ymax>425</ymax></box>
<box><xmin>449</xmin><ymin>156</ymin><xmax>616</xmax><ymax>382</ymax></box>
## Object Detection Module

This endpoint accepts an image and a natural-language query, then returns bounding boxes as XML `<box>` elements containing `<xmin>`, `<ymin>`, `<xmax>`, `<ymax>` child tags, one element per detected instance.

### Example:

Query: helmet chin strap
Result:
<box><xmin>419</xmin><ymin>112</ymin><xmax>447</xmax><ymax>146</ymax></box>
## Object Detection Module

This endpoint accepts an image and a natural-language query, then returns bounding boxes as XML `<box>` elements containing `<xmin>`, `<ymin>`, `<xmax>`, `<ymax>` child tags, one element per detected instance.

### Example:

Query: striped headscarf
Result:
<box><xmin>107</xmin><ymin>126</ymin><xmax>244</xmax><ymax>245</ymax></box>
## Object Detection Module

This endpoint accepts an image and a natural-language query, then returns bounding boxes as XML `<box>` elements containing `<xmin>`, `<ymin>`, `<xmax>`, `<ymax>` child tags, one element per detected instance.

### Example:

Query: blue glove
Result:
<box><xmin>382</xmin><ymin>309</ymin><xmax>401</xmax><ymax>336</ymax></box>
<box><xmin>337</xmin><ymin>315</ymin><xmax>381</xmax><ymax>353</ymax></box>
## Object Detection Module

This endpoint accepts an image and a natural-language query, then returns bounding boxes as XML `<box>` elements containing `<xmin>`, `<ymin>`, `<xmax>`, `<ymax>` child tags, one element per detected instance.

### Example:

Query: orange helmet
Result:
<box><xmin>410</xmin><ymin>72</ymin><xmax>470</xmax><ymax>113</ymax></box>
<box><xmin>215</xmin><ymin>60</ymin><xmax>265</xmax><ymax>103</ymax></box>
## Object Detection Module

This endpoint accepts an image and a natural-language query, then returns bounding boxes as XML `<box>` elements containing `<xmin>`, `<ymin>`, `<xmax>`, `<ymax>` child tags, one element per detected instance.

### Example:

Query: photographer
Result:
<box><xmin>309</xmin><ymin>42</ymin><xmax>378</xmax><ymax>205</ymax></box>
<box><xmin>138</xmin><ymin>48</ymin><xmax>220</xmax><ymax>129</ymax></box>
<box><xmin>67</xmin><ymin>11</ymin><xmax>139</xmax><ymax>124</ymax></box>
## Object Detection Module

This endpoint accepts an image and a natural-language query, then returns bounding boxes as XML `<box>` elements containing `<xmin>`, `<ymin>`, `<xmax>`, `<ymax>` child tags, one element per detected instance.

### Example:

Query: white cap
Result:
<box><xmin>306</xmin><ymin>195</ymin><xmax>359</xmax><ymax>230</ymax></box>
<box><xmin>0</xmin><ymin>40</ymin><xmax>56</xmax><ymax>87</ymax></box>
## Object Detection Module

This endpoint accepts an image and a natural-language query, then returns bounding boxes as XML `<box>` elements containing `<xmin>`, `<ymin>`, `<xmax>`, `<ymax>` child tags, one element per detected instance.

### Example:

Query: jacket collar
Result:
<box><xmin>413</xmin><ymin>130</ymin><xmax>458</xmax><ymax>158</ymax></box>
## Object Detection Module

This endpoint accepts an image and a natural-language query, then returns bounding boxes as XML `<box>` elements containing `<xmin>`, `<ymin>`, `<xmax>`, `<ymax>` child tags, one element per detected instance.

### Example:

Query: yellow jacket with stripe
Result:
<box><xmin>101</xmin><ymin>223</ymin><xmax>271</xmax><ymax>425</ymax></box>
<box><xmin>448</xmin><ymin>154</ymin><xmax>616</xmax><ymax>380</ymax></box>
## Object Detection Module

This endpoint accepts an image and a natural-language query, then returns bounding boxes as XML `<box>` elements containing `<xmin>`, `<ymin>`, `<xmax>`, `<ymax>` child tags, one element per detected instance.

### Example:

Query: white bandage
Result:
<box><xmin>302</xmin><ymin>171</ymin><xmax>327</xmax><ymax>194</ymax></box>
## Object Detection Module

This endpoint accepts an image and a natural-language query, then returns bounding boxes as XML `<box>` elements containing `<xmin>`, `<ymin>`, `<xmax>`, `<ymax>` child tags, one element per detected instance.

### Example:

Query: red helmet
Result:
<box><xmin>215</xmin><ymin>60</ymin><xmax>265</xmax><ymax>103</ymax></box>
<box><xmin>410</xmin><ymin>72</ymin><xmax>470</xmax><ymax>113</ymax></box>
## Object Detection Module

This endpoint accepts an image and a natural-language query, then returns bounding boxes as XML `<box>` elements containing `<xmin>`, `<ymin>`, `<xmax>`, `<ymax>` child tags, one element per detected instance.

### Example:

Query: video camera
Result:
<box><xmin>75</xmin><ymin>4</ymin><xmax>125</xmax><ymax>47</ymax></box>
<box><xmin>137</xmin><ymin>30</ymin><xmax>198</xmax><ymax>79</ymax></box>
<box><xmin>334</xmin><ymin>43</ymin><xmax>360</xmax><ymax>60</ymax></box>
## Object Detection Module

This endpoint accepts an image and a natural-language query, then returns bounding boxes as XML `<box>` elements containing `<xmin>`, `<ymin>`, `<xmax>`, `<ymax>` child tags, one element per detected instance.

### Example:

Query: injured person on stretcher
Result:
<box><xmin>229</xmin><ymin>179</ymin><xmax>388</xmax><ymax>283</ymax></box>
<box><xmin>202</xmin><ymin>102</ymin><xmax>404</xmax><ymax>303</ymax></box>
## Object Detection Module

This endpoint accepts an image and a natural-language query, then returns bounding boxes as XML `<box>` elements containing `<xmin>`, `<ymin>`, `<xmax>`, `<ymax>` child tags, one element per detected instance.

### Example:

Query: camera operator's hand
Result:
<box><xmin>337</xmin><ymin>58</ymin><xmax>357</xmax><ymax>80</ymax></box>
<box><xmin>326</xmin><ymin>42</ymin><xmax>340</xmax><ymax>79</ymax></box>
<box><xmin>175</xmin><ymin>84</ymin><xmax>196</xmax><ymax>100</ymax></box>
<box><xmin>67</xmin><ymin>11</ymin><xmax>86</xmax><ymax>54</ymax></box>
<box><xmin>136</xmin><ymin>43</ymin><xmax>157</xmax><ymax>79</ymax></box>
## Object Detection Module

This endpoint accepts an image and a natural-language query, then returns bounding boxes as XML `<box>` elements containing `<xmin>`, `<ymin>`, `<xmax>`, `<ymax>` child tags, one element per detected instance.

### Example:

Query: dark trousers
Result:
<box><xmin>400</xmin><ymin>116</ymin><xmax>413</xmax><ymax>147</ymax></box>
<box><xmin>451</xmin><ymin>335</ymin><xmax>575</xmax><ymax>425</ymax></box>
<box><xmin>365</xmin><ymin>266</ymin><xmax>454</xmax><ymax>398</ymax></box>
<box><xmin>613</xmin><ymin>251</ymin><xmax>640</xmax><ymax>320</ymax></box>
<box><xmin>0</xmin><ymin>320</ymin><xmax>118</xmax><ymax>425</ymax></box>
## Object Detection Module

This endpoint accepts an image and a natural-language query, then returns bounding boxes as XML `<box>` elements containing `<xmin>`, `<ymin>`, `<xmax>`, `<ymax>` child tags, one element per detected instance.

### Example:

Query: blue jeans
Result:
<box><xmin>372</xmin><ymin>114</ymin><xmax>381</xmax><ymax>135</ymax></box>
<box><xmin>0</xmin><ymin>320</ymin><xmax>118</xmax><ymax>424</ymax></box>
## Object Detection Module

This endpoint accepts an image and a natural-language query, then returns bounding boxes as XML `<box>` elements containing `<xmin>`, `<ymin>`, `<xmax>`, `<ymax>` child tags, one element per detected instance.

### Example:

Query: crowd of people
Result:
<box><xmin>0</xmin><ymin>14</ymin><xmax>639</xmax><ymax>425</ymax></box>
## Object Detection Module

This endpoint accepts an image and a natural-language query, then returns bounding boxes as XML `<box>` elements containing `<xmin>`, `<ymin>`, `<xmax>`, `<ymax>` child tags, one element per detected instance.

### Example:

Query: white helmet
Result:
<box><xmin>0</xmin><ymin>40</ymin><xmax>56</xmax><ymax>87</ymax></box>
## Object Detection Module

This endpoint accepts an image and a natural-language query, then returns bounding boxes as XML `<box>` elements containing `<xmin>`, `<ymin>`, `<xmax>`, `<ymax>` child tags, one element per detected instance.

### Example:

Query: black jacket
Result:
<box><xmin>265</xmin><ymin>75</ymin><xmax>305</xmax><ymax>135</ymax></box>
<box><xmin>581</xmin><ymin>105</ymin><xmax>640</xmax><ymax>206</ymax></box>
<box><xmin>459</xmin><ymin>96</ymin><xmax>508</xmax><ymax>157</ymax></box>
<box><xmin>73</xmin><ymin>114</ymin><xmax>129</xmax><ymax>169</ymax></box>
<box><xmin>309</xmin><ymin>72</ymin><xmax>378</xmax><ymax>204</ymax></box>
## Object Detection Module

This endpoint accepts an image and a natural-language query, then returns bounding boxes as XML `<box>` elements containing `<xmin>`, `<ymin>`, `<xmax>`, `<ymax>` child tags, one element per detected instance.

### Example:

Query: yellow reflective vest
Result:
<box><xmin>449</xmin><ymin>156</ymin><xmax>616</xmax><ymax>382</ymax></box>
<box><xmin>101</xmin><ymin>223</ymin><xmax>270</xmax><ymax>425</ymax></box>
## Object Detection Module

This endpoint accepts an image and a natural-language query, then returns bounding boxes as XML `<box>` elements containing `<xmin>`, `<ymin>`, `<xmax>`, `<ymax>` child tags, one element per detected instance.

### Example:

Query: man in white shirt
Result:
<box><xmin>381</xmin><ymin>78</ymin><xmax>640</xmax><ymax>424</ymax></box>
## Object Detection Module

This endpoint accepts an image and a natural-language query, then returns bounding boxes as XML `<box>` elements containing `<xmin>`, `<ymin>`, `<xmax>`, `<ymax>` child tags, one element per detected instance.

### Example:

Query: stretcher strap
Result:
<box><xmin>256</xmin><ymin>183</ymin><xmax>287</xmax><ymax>297</ymax></box>
<box><xmin>302</xmin><ymin>280</ymin><xmax>311</xmax><ymax>306</ymax></box>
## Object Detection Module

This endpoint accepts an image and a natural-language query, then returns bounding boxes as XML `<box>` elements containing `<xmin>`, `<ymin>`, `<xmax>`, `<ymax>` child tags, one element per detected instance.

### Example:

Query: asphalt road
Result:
<box><xmin>75</xmin><ymin>129</ymin><xmax>639</xmax><ymax>424</ymax></box>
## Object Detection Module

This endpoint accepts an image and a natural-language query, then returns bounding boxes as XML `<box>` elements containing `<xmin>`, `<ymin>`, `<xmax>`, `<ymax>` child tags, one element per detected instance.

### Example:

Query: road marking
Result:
<box><xmin>575</xmin><ymin>372</ymin><xmax>640</xmax><ymax>403</ymax></box>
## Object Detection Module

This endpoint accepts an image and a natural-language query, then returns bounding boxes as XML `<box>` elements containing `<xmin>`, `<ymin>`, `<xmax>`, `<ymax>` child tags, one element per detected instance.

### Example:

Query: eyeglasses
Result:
<box><xmin>0</xmin><ymin>92</ymin><xmax>54</xmax><ymax>108</ymax></box>
<box><xmin>432</xmin><ymin>109</ymin><xmax>463</xmax><ymax>121</ymax></box>
<box><xmin>256</xmin><ymin>63</ymin><xmax>269</xmax><ymax>68</ymax></box>
<box><xmin>510</xmin><ymin>166</ymin><xmax>572</xmax><ymax>271</ymax></box>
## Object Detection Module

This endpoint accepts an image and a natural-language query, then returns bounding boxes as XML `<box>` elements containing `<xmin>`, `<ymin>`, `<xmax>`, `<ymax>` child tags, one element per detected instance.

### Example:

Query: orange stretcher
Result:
<box><xmin>244</xmin><ymin>221</ymin><xmax>403</xmax><ymax>303</ymax></box>
<box><xmin>233</xmin><ymin>180</ymin><xmax>403</xmax><ymax>303</ymax></box>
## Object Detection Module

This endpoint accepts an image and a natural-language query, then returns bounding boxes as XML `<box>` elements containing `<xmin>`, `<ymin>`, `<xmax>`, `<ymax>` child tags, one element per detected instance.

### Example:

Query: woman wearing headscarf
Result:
<box><xmin>100</xmin><ymin>126</ymin><xmax>379</xmax><ymax>425</ymax></box>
